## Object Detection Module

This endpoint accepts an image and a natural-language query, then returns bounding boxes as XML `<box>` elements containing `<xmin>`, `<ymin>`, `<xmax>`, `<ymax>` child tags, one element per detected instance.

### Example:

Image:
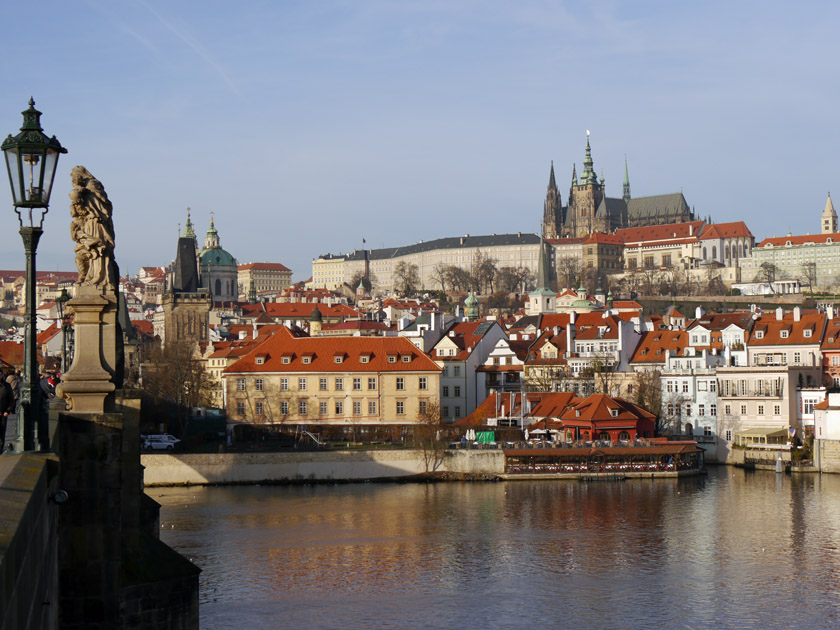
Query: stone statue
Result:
<box><xmin>69</xmin><ymin>165</ymin><xmax>117</xmax><ymax>290</ymax></box>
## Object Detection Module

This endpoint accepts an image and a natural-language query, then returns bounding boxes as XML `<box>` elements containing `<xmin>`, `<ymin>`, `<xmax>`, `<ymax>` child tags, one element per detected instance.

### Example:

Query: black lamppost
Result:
<box><xmin>2</xmin><ymin>99</ymin><xmax>66</xmax><ymax>452</ymax></box>
<box><xmin>55</xmin><ymin>288</ymin><xmax>71</xmax><ymax>373</ymax></box>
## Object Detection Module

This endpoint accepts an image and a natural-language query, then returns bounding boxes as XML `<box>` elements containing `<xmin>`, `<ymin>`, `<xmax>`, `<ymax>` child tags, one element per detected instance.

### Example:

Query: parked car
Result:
<box><xmin>142</xmin><ymin>434</ymin><xmax>181</xmax><ymax>451</ymax></box>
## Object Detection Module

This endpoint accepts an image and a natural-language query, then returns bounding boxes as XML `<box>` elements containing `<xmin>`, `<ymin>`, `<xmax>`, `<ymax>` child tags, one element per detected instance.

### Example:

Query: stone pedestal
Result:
<box><xmin>57</xmin><ymin>290</ymin><xmax>116</xmax><ymax>414</ymax></box>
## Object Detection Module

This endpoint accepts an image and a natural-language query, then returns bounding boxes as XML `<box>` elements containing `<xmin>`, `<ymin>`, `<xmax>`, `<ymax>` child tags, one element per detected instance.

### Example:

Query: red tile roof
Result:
<box><xmin>749</xmin><ymin>311</ymin><xmax>825</xmax><ymax>346</ymax></box>
<box><xmin>238</xmin><ymin>262</ymin><xmax>292</xmax><ymax>272</ymax></box>
<box><xmin>630</xmin><ymin>330</ymin><xmax>688</xmax><ymax>363</ymax></box>
<box><xmin>225</xmin><ymin>327</ymin><xmax>440</xmax><ymax>374</ymax></box>
<box><xmin>617</xmin><ymin>220</ymin><xmax>705</xmax><ymax>244</ymax></box>
<box><xmin>757</xmin><ymin>233</ymin><xmax>840</xmax><ymax>247</ymax></box>
<box><xmin>698</xmin><ymin>221</ymin><xmax>753</xmax><ymax>240</ymax></box>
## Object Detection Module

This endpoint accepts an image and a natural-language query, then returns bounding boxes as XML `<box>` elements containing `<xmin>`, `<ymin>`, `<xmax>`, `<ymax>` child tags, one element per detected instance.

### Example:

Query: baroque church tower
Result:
<box><xmin>542</xmin><ymin>161</ymin><xmax>563</xmax><ymax>238</ymax></box>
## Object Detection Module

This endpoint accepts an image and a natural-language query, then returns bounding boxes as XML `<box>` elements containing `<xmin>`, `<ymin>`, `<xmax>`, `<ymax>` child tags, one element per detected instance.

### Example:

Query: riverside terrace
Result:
<box><xmin>451</xmin><ymin>439</ymin><xmax>705</xmax><ymax>478</ymax></box>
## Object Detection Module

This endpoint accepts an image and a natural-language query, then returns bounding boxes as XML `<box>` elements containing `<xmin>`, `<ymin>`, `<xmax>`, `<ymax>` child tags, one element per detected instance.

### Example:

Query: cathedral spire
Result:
<box><xmin>571</xmin><ymin>163</ymin><xmax>578</xmax><ymax>186</ymax></box>
<box><xmin>623</xmin><ymin>156</ymin><xmax>631</xmax><ymax>203</ymax></box>
<box><xmin>542</xmin><ymin>161</ymin><xmax>562</xmax><ymax>238</ymax></box>
<box><xmin>581</xmin><ymin>131</ymin><xmax>597</xmax><ymax>185</ymax></box>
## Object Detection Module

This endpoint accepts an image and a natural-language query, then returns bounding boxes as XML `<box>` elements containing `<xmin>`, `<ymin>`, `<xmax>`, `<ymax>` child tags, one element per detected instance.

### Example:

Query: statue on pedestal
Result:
<box><xmin>69</xmin><ymin>165</ymin><xmax>118</xmax><ymax>291</ymax></box>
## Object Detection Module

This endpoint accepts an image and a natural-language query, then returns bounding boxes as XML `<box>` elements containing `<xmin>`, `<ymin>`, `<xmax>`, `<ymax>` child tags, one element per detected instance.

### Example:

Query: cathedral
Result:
<box><xmin>542</xmin><ymin>134</ymin><xmax>694</xmax><ymax>238</ymax></box>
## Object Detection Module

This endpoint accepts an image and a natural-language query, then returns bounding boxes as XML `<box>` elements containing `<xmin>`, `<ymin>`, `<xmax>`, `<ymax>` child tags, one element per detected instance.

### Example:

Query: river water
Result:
<box><xmin>151</xmin><ymin>468</ymin><xmax>840</xmax><ymax>630</ymax></box>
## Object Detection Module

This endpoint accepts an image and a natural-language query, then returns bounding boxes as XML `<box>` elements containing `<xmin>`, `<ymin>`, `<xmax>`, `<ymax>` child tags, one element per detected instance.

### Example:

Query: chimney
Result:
<box><xmin>793</xmin><ymin>306</ymin><xmax>801</xmax><ymax>322</ymax></box>
<box><xmin>776</xmin><ymin>307</ymin><xmax>784</xmax><ymax>321</ymax></box>
<box><xmin>828</xmin><ymin>305</ymin><xmax>835</xmax><ymax>320</ymax></box>
<box><xmin>689</xmin><ymin>224</ymin><xmax>694</xmax><ymax>236</ymax></box>
<box><xmin>695</xmin><ymin>306</ymin><xmax>704</xmax><ymax>319</ymax></box>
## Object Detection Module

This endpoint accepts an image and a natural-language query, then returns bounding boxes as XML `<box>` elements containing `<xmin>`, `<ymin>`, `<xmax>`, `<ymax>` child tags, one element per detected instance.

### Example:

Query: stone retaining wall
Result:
<box><xmin>815</xmin><ymin>439</ymin><xmax>840</xmax><ymax>473</ymax></box>
<box><xmin>142</xmin><ymin>449</ymin><xmax>507</xmax><ymax>485</ymax></box>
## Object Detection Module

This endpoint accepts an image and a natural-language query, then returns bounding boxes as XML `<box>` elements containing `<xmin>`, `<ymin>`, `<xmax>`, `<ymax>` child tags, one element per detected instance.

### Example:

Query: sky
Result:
<box><xmin>1</xmin><ymin>1</ymin><xmax>838</xmax><ymax>282</ymax></box>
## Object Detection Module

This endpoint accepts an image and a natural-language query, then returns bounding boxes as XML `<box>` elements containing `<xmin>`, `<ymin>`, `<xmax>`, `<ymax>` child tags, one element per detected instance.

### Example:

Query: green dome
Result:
<box><xmin>464</xmin><ymin>292</ymin><xmax>478</xmax><ymax>307</ymax></box>
<box><xmin>199</xmin><ymin>247</ymin><xmax>236</xmax><ymax>267</ymax></box>
<box><xmin>570</xmin><ymin>298</ymin><xmax>592</xmax><ymax>308</ymax></box>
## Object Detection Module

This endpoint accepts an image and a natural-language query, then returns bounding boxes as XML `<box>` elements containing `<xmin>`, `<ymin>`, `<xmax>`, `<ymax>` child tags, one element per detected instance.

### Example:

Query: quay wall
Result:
<box><xmin>142</xmin><ymin>450</ymin><xmax>506</xmax><ymax>485</ymax></box>
<box><xmin>815</xmin><ymin>439</ymin><xmax>840</xmax><ymax>473</ymax></box>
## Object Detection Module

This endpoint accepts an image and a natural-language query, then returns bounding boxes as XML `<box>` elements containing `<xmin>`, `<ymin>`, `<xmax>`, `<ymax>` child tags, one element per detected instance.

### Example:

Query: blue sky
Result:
<box><xmin>1</xmin><ymin>1</ymin><xmax>838</xmax><ymax>281</ymax></box>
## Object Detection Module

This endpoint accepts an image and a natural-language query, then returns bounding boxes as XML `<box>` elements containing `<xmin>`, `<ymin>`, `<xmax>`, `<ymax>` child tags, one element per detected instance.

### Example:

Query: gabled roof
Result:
<box><xmin>687</xmin><ymin>312</ymin><xmax>753</xmax><ymax>332</ymax></box>
<box><xmin>37</xmin><ymin>323</ymin><xmax>61</xmax><ymax>345</ymax></box>
<box><xmin>821</xmin><ymin>318</ymin><xmax>840</xmax><ymax>350</ymax></box>
<box><xmin>433</xmin><ymin>320</ymin><xmax>500</xmax><ymax>360</ymax></box>
<box><xmin>626</xmin><ymin>193</ymin><xmax>690</xmax><ymax>218</ymax></box>
<box><xmin>558</xmin><ymin>394</ymin><xmax>655</xmax><ymax>424</ymax></box>
<box><xmin>630</xmin><ymin>330</ymin><xmax>688</xmax><ymax>363</ymax></box>
<box><xmin>698</xmin><ymin>221</ymin><xmax>753</xmax><ymax>240</ymax></box>
<box><xmin>224</xmin><ymin>328</ymin><xmax>440</xmax><ymax>374</ymax></box>
<box><xmin>757</xmin><ymin>233</ymin><xmax>840</xmax><ymax>247</ymax></box>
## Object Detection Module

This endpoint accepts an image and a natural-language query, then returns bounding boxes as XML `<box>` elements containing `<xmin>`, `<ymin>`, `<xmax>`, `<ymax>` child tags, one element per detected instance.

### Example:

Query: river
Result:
<box><xmin>151</xmin><ymin>468</ymin><xmax>840</xmax><ymax>630</ymax></box>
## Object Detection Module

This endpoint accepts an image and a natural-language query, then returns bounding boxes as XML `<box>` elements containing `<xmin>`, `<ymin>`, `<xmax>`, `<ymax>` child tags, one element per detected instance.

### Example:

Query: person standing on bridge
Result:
<box><xmin>0</xmin><ymin>371</ymin><xmax>15</xmax><ymax>453</ymax></box>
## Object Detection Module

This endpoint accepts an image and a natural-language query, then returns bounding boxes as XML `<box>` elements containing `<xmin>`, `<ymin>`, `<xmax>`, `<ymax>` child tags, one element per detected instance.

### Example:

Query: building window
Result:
<box><xmin>280</xmin><ymin>378</ymin><xmax>288</xmax><ymax>391</ymax></box>
<box><xmin>302</xmin><ymin>356</ymin><xmax>311</xmax><ymax>364</ymax></box>
<box><xmin>388</xmin><ymin>356</ymin><xmax>397</xmax><ymax>363</ymax></box>
<box><xmin>319</xmin><ymin>401</ymin><xmax>327</xmax><ymax>415</ymax></box>
<box><xmin>775</xmin><ymin>405</ymin><xmax>781</xmax><ymax>415</ymax></box>
<box><xmin>419</xmin><ymin>400</ymin><xmax>427</xmax><ymax>415</ymax></box>
<box><xmin>419</xmin><ymin>377</ymin><xmax>427</xmax><ymax>390</ymax></box>
<box><xmin>298</xmin><ymin>378</ymin><xmax>307</xmax><ymax>391</ymax></box>
<box><xmin>443</xmin><ymin>386</ymin><xmax>449</xmax><ymax>397</ymax></box>
<box><xmin>740</xmin><ymin>405</ymin><xmax>747</xmax><ymax>415</ymax></box>
<box><xmin>703</xmin><ymin>426</ymin><xmax>712</xmax><ymax>437</ymax></box>
<box><xmin>281</xmin><ymin>401</ymin><xmax>289</xmax><ymax>415</ymax></box>
<box><xmin>758</xmin><ymin>404</ymin><xmax>764</xmax><ymax>415</ymax></box>
<box><xmin>454</xmin><ymin>366</ymin><xmax>461</xmax><ymax>376</ymax></box>
<box><xmin>368</xmin><ymin>377</ymin><xmax>376</xmax><ymax>390</ymax></box>
<box><xmin>699</xmin><ymin>405</ymin><xmax>705</xmax><ymax>416</ymax></box>
<box><xmin>237</xmin><ymin>402</ymin><xmax>245</xmax><ymax>415</ymax></box>
<box><xmin>710</xmin><ymin>381</ymin><xmax>716</xmax><ymax>392</ymax></box>
<box><xmin>335</xmin><ymin>401</ymin><xmax>344</xmax><ymax>415</ymax></box>
<box><xmin>402</xmin><ymin>355</ymin><xmax>411</xmax><ymax>363</ymax></box>
<box><xmin>685</xmin><ymin>405</ymin><xmax>691</xmax><ymax>417</ymax></box>
<box><xmin>255</xmin><ymin>402</ymin><xmax>263</xmax><ymax>415</ymax></box>
<box><xmin>360</xmin><ymin>355</ymin><xmax>369</xmax><ymax>363</ymax></box>
<box><xmin>396</xmin><ymin>401</ymin><xmax>405</xmax><ymax>415</ymax></box>
<box><xmin>237</xmin><ymin>378</ymin><xmax>245</xmax><ymax>391</ymax></box>
<box><xmin>711</xmin><ymin>404</ymin><xmax>717</xmax><ymax>416</ymax></box>
<box><xmin>454</xmin><ymin>406</ymin><xmax>461</xmax><ymax>418</ymax></box>
<box><xmin>353</xmin><ymin>401</ymin><xmax>361</xmax><ymax>415</ymax></box>
<box><xmin>725</xmin><ymin>404</ymin><xmax>731</xmax><ymax>415</ymax></box>
<box><xmin>667</xmin><ymin>404</ymin><xmax>674</xmax><ymax>415</ymax></box>
<box><xmin>396</xmin><ymin>377</ymin><xmax>405</xmax><ymax>391</ymax></box>
<box><xmin>725</xmin><ymin>430</ymin><xmax>732</xmax><ymax>441</ymax></box>
<box><xmin>443</xmin><ymin>406</ymin><xmax>449</xmax><ymax>417</ymax></box>
<box><xmin>367</xmin><ymin>401</ymin><xmax>376</xmax><ymax>415</ymax></box>
<box><xmin>832</xmin><ymin>356</ymin><xmax>840</xmax><ymax>367</ymax></box>
<box><xmin>454</xmin><ymin>386</ymin><xmax>461</xmax><ymax>397</ymax></box>
<box><xmin>320</xmin><ymin>378</ymin><xmax>328</xmax><ymax>391</ymax></box>
<box><xmin>334</xmin><ymin>356</ymin><xmax>343</xmax><ymax>364</ymax></box>
<box><xmin>781</xmin><ymin>330</ymin><xmax>789</xmax><ymax>339</ymax></box>
<box><xmin>353</xmin><ymin>377</ymin><xmax>361</xmax><ymax>391</ymax></box>
<box><xmin>335</xmin><ymin>378</ymin><xmax>343</xmax><ymax>391</ymax></box>
<box><xmin>682</xmin><ymin>382</ymin><xmax>689</xmax><ymax>393</ymax></box>
<box><xmin>255</xmin><ymin>378</ymin><xmax>264</xmax><ymax>392</ymax></box>
<box><xmin>255</xmin><ymin>356</ymin><xmax>264</xmax><ymax>365</ymax></box>
<box><xmin>282</xmin><ymin>356</ymin><xmax>290</xmax><ymax>364</ymax></box>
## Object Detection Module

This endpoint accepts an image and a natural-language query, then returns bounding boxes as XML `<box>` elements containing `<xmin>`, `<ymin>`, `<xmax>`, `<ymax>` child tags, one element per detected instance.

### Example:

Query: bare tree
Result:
<box><xmin>755</xmin><ymin>262</ymin><xmax>779</xmax><ymax>291</ymax></box>
<box><xmin>556</xmin><ymin>256</ymin><xmax>582</xmax><ymax>290</ymax></box>
<box><xmin>444</xmin><ymin>265</ymin><xmax>472</xmax><ymax>292</ymax></box>
<box><xmin>432</xmin><ymin>262</ymin><xmax>448</xmax><ymax>293</ymax></box>
<box><xmin>471</xmin><ymin>250</ymin><xmax>498</xmax><ymax>294</ymax></box>
<box><xmin>631</xmin><ymin>369</ymin><xmax>664</xmax><ymax>435</ymax></box>
<box><xmin>496</xmin><ymin>265</ymin><xmax>533</xmax><ymax>294</ymax></box>
<box><xmin>415</xmin><ymin>401</ymin><xmax>445</xmax><ymax>473</ymax></box>
<box><xmin>801</xmin><ymin>262</ymin><xmax>817</xmax><ymax>297</ymax></box>
<box><xmin>141</xmin><ymin>339</ymin><xmax>215</xmax><ymax>437</ymax></box>
<box><xmin>393</xmin><ymin>261</ymin><xmax>420</xmax><ymax>296</ymax></box>
<box><xmin>349</xmin><ymin>269</ymin><xmax>378</xmax><ymax>293</ymax></box>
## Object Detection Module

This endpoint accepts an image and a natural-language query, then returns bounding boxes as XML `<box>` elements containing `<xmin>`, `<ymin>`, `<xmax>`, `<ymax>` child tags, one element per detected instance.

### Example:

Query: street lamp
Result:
<box><xmin>2</xmin><ymin>99</ymin><xmax>66</xmax><ymax>451</ymax></box>
<box><xmin>55</xmin><ymin>288</ymin><xmax>71</xmax><ymax>373</ymax></box>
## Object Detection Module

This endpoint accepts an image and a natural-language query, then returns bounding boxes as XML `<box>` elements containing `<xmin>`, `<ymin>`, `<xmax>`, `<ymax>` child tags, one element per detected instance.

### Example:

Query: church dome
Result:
<box><xmin>199</xmin><ymin>247</ymin><xmax>236</xmax><ymax>267</ymax></box>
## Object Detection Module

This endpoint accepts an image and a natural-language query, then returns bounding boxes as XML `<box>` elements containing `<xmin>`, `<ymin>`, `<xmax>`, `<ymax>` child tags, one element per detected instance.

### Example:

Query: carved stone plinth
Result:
<box><xmin>56</xmin><ymin>290</ymin><xmax>116</xmax><ymax>414</ymax></box>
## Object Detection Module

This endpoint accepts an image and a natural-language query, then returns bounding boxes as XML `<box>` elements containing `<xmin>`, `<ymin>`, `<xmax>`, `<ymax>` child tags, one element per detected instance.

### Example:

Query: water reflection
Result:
<box><xmin>151</xmin><ymin>469</ymin><xmax>840</xmax><ymax>630</ymax></box>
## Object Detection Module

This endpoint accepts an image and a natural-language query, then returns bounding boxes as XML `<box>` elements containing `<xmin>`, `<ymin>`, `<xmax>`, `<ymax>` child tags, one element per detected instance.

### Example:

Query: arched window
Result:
<box><xmin>618</xmin><ymin>431</ymin><xmax>631</xmax><ymax>441</ymax></box>
<box><xmin>598</xmin><ymin>431</ymin><xmax>611</xmax><ymax>441</ymax></box>
<box><xmin>703</xmin><ymin>247</ymin><xmax>707</xmax><ymax>259</ymax></box>
<box><xmin>724</xmin><ymin>245</ymin><xmax>730</xmax><ymax>260</ymax></box>
<box><xmin>712</xmin><ymin>246</ymin><xmax>717</xmax><ymax>259</ymax></box>
<box><xmin>685</xmin><ymin>422</ymin><xmax>693</xmax><ymax>435</ymax></box>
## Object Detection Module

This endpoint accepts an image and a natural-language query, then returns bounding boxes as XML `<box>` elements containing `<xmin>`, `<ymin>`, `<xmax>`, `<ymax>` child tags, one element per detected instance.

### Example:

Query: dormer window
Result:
<box><xmin>755</xmin><ymin>330</ymin><xmax>764</xmax><ymax>339</ymax></box>
<box><xmin>360</xmin><ymin>355</ymin><xmax>370</xmax><ymax>364</ymax></box>
<box><xmin>255</xmin><ymin>356</ymin><xmax>265</xmax><ymax>365</ymax></box>
<box><xmin>781</xmin><ymin>330</ymin><xmax>789</xmax><ymax>339</ymax></box>
<box><xmin>804</xmin><ymin>329</ymin><xmax>812</xmax><ymax>338</ymax></box>
<box><xmin>402</xmin><ymin>355</ymin><xmax>411</xmax><ymax>363</ymax></box>
<box><xmin>610</xmin><ymin>408</ymin><xmax>619</xmax><ymax>417</ymax></box>
<box><xmin>302</xmin><ymin>356</ymin><xmax>311</xmax><ymax>364</ymax></box>
<box><xmin>388</xmin><ymin>355</ymin><xmax>397</xmax><ymax>363</ymax></box>
<box><xmin>282</xmin><ymin>356</ymin><xmax>291</xmax><ymax>364</ymax></box>
<box><xmin>334</xmin><ymin>355</ymin><xmax>344</xmax><ymax>364</ymax></box>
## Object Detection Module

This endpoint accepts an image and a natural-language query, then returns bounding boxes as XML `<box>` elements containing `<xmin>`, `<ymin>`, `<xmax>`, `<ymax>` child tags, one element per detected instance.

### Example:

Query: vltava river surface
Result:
<box><xmin>151</xmin><ymin>468</ymin><xmax>840</xmax><ymax>630</ymax></box>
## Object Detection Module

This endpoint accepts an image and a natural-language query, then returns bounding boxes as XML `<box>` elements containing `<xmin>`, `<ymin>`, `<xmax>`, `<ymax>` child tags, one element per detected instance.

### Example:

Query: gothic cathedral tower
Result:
<box><xmin>568</xmin><ymin>132</ymin><xmax>604</xmax><ymax>237</ymax></box>
<box><xmin>542</xmin><ymin>161</ymin><xmax>563</xmax><ymax>238</ymax></box>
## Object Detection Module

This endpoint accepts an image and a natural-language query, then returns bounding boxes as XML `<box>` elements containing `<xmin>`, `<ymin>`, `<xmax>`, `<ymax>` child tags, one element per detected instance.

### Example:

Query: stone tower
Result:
<box><xmin>568</xmin><ymin>133</ymin><xmax>604</xmax><ymax>237</ymax></box>
<box><xmin>822</xmin><ymin>193</ymin><xmax>837</xmax><ymax>234</ymax></box>
<box><xmin>542</xmin><ymin>161</ymin><xmax>563</xmax><ymax>238</ymax></box>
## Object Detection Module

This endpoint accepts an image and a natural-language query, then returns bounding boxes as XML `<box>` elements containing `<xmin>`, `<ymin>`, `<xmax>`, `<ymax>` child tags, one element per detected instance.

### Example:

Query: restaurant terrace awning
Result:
<box><xmin>735</xmin><ymin>427</ymin><xmax>789</xmax><ymax>446</ymax></box>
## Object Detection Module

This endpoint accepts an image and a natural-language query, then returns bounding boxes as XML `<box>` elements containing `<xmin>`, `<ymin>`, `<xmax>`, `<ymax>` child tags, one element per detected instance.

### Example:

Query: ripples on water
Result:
<box><xmin>150</xmin><ymin>468</ymin><xmax>840</xmax><ymax>630</ymax></box>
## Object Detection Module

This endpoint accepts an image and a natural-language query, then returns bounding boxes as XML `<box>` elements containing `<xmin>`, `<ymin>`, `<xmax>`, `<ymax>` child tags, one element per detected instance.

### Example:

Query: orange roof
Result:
<box><xmin>821</xmin><ymin>319</ymin><xmax>840</xmax><ymax>350</ymax></box>
<box><xmin>698</xmin><ymin>221</ymin><xmax>753</xmax><ymax>240</ymax></box>
<box><xmin>238</xmin><ymin>302</ymin><xmax>360</xmax><ymax>320</ymax></box>
<box><xmin>224</xmin><ymin>327</ymin><xmax>440</xmax><ymax>374</ymax></box>
<box><xmin>630</xmin><ymin>330</ymin><xmax>688</xmax><ymax>363</ymax></box>
<box><xmin>749</xmin><ymin>311</ymin><xmax>825</xmax><ymax>346</ymax></box>
<box><xmin>584</xmin><ymin>232</ymin><xmax>623</xmax><ymax>245</ymax></box>
<box><xmin>757</xmin><ymin>233</ymin><xmax>840</xmax><ymax>247</ymax></box>
<box><xmin>37</xmin><ymin>323</ymin><xmax>61</xmax><ymax>345</ymax></box>
<box><xmin>131</xmin><ymin>320</ymin><xmax>155</xmax><ymax>336</ymax></box>
<box><xmin>434</xmin><ymin>320</ymin><xmax>500</xmax><ymax>360</ymax></box>
<box><xmin>558</xmin><ymin>393</ymin><xmax>656</xmax><ymax>424</ymax></box>
<box><xmin>687</xmin><ymin>312</ymin><xmax>753</xmax><ymax>332</ymax></box>
<box><xmin>617</xmin><ymin>220</ymin><xmax>705</xmax><ymax>244</ymax></box>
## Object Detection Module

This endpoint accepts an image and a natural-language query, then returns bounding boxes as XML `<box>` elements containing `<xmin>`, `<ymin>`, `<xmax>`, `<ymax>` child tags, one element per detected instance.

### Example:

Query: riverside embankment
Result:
<box><xmin>141</xmin><ymin>449</ymin><xmax>504</xmax><ymax>486</ymax></box>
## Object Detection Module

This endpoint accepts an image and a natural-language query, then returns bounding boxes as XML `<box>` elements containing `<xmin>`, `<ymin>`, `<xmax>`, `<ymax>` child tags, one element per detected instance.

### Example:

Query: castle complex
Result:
<box><xmin>542</xmin><ymin>133</ymin><xmax>695</xmax><ymax>238</ymax></box>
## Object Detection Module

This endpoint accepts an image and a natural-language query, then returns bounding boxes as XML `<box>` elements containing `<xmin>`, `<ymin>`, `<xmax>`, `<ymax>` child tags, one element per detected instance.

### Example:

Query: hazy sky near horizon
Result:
<box><xmin>1</xmin><ymin>1</ymin><xmax>838</xmax><ymax>281</ymax></box>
